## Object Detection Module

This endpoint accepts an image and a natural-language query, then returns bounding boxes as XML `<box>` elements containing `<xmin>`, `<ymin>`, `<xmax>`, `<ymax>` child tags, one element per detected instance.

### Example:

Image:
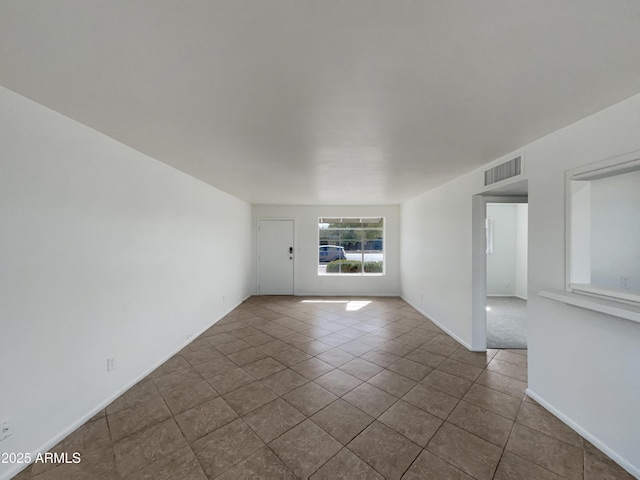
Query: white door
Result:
<box><xmin>258</xmin><ymin>220</ymin><xmax>294</xmax><ymax>295</ymax></box>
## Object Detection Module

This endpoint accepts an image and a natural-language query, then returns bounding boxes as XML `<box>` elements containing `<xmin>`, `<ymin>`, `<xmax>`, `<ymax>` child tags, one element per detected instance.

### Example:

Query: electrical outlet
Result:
<box><xmin>0</xmin><ymin>421</ymin><xmax>11</xmax><ymax>442</ymax></box>
<box><xmin>107</xmin><ymin>358</ymin><xmax>115</xmax><ymax>372</ymax></box>
<box><xmin>620</xmin><ymin>277</ymin><xmax>630</xmax><ymax>290</ymax></box>
<box><xmin>222</xmin><ymin>295</ymin><xmax>225</xmax><ymax>303</ymax></box>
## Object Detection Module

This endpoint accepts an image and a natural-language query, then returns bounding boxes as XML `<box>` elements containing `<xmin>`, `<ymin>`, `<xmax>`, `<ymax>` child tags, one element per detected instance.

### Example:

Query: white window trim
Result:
<box><xmin>544</xmin><ymin>150</ymin><xmax>640</xmax><ymax>323</ymax></box>
<box><xmin>565</xmin><ymin>150</ymin><xmax>640</xmax><ymax>303</ymax></box>
<box><xmin>318</xmin><ymin>217</ymin><xmax>386</xmax><ymax>276</ymax></box>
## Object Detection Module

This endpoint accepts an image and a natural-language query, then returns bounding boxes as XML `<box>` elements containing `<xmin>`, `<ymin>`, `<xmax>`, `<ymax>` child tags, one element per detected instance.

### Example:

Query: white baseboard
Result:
<box><xmin>525</xmin><ymin>388</ymin><xmax>640</xmax><ymax>479</ymax></box>
<box><xmin>1</xmin><ymin>299</ymin><xmax>244</xmax><ymax>480</ymax></box>
<box><xmin>401</xmin><ymin>296</ymin><xmax>474</xmax><ymax>351</ymax></box>
<box><xmin>486</xmin><ymin>294</ymin><xmax>528</xmax><ymax>301</ymax></box>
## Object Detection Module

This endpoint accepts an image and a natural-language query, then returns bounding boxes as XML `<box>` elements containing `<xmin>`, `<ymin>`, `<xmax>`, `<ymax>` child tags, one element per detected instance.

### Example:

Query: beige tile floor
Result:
<box><xmin>13</xmin><ymin>296</ymin><xmax>634</xmax><ymax>479</ymax></box>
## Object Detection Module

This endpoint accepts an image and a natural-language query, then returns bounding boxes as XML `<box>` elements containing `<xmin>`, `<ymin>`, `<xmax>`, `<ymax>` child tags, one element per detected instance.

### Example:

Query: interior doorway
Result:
<box><xmin>471</xmin><ymin>180</ymin><xmax>528</xmax><ymax>351</ymax></box>
<box><xmin>486</xmin><ymin>203</ymin><xmax>528</xmax><ymax>348</ymax></box>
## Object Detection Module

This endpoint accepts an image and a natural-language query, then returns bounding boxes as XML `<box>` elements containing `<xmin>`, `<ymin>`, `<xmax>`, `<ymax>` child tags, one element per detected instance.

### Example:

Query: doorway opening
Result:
<box><xmin>471</xmin><ymin>180</ymin><xmax>528</xmax><ymax>351</ymax></box>
<box><xmin>486</xmin><ymin>203</ymin><xmax>528</xmax><ymax>348</ymax></box>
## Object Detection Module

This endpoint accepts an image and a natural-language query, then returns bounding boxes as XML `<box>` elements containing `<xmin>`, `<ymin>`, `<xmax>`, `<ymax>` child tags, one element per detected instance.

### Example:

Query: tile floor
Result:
<box><xmin>12</xmin><ymin>296</ymin><xmax>634</xmax><ymax>479</ymax></box>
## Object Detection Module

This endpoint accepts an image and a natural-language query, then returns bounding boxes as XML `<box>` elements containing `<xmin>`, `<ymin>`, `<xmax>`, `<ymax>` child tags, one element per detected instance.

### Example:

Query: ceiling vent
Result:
<box><xmin>484</xmin><ymin>155</ymin><xmax>523</xmax><ymax>186</ymax></box>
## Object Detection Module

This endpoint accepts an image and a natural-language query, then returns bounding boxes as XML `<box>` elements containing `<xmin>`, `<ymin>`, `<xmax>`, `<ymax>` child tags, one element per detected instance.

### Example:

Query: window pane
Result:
<box><xmin>364</xmin><ymin>232</ymin><xmax>383</xmax><ymax>273</ymax></box>
<box><xmin>340</xmin><ymin>258</ymin><xmax>362</xmax><ymax>273</ymax></box>
<box><xmin>360</xmin><ymin>218</ymin><xmax>384</xmax><ymax>228</ymax></box>
<box><xmin>319</xmin><ymin>230</ymin><xmax>338</xmax><ymax>245</ymax></box>
<box><xmin>319</xmin><ymin>217</ymin><xmax>384</xmax><ymax>229</ymax></box>
<box><xmin>340</xmin><ymin>229</ymin><xmax>360</xmax><ymax>252</ymax></box>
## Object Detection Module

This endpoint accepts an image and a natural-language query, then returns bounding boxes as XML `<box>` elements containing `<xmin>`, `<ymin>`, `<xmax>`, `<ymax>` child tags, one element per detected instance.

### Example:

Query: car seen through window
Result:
<box><xmin>319</xmin><ymin>245</ymin><xmax>347</xmax><ymax>262</ymax></box>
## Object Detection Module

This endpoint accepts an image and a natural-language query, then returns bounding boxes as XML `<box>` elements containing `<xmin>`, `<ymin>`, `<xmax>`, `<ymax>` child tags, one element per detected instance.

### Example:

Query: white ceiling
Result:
<box><xmin>2</xmin><ymin>1</ymin><xmax>640</xmax><ymax>205</ymax></box>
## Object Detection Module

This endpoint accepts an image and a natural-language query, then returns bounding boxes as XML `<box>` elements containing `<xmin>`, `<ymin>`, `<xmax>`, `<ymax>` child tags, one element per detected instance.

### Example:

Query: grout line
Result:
<box><xmin>40</xmin><ymin>297</ymin><xmax>551</xmax><ymax>480</ymax></box>
<box><xmin>488</xmin><ymin>389</ymin><xmax>528</xmax><ymax>479</ymax></box>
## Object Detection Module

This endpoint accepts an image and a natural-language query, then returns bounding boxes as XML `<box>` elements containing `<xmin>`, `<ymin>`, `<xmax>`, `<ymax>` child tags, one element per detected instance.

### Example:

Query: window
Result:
<box><xmin>567</xmin><ymin>151</ymin><xmax>640</xmax><ymax>304</ymax></box>
<box><xmin>318</xmin><ymin>217</ymin><xmax>384</xmax><ymax>275</ymax></box>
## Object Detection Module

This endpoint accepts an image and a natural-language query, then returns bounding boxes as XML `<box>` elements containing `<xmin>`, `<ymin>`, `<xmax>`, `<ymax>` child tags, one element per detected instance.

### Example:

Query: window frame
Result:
<box><xmin>317</xmin><ymin>217</ymin><xmax>385</xmax><ymax>276</ymax></box>
<box><xmin>565</xmin><ymin>150</ymin><xmax>640</xmax><ymax>305</ymax></box>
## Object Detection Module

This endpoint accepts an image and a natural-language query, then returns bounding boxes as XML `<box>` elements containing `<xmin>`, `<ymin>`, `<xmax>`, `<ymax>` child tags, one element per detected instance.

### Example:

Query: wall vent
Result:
<box><xmin>484</xmin><ymin>156</ymin><xmax>522</xmax><ymax>186</ymax></box>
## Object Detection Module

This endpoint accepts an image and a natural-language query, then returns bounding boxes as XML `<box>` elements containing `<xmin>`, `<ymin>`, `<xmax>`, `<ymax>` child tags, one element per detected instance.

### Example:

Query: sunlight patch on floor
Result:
<box><xmin>300</xmin><ymin>299</ymin><xmax>372</xmax><ymax>311</ymax></box>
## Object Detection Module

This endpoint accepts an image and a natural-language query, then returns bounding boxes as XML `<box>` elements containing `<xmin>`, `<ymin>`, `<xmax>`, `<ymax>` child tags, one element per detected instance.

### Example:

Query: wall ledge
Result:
<box><xmin>539</xmin><ymin>289</ymin><xmax>640</xmax><ymax>324</ymax></box>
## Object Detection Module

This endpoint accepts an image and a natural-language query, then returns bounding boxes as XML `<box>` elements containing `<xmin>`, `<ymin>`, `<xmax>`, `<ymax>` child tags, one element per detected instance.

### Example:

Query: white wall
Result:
<box><xmin>525</xmin><ymin>96</ymin><xmax>640</xmax><ymax>477</ymax></box>
<box><xmin>486</xmin><ymin>204</ymin><xmax>528</xmax><ymax>298</ymax></box>
<box><xmin>487</xmin><ymin>204</ymin><xmax>517</xmax><ymax>296</ymax></box>
<box><xmin>0</xmin><ymin>87</ymin><xmax>252</xmax><ymax>480</ymax></box>
<box><xmin>401</xmin><ymin>174</ymin><xmax>477</xmax><ymax>348</ymax></box>
<box><xmin>590</xmin><ymin>170</ymin><xmax>640</xmax><ymax>294</ymax></box>
<box><xmin>401</xmin><ymin>92</ymin><xmax>640</xmax><ymax>477</ymax></box>
<box><xmin>252</xmin><ymin>205</ymin><xmax>400</xmax><ymax>296</ymax></box>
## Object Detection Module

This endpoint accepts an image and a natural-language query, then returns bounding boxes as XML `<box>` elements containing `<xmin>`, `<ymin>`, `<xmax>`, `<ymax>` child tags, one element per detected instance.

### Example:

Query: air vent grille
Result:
<box><xmin>484</xmin><ymin>156</ymin><xmax>522</xmax><ymax>186</ymax></box>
